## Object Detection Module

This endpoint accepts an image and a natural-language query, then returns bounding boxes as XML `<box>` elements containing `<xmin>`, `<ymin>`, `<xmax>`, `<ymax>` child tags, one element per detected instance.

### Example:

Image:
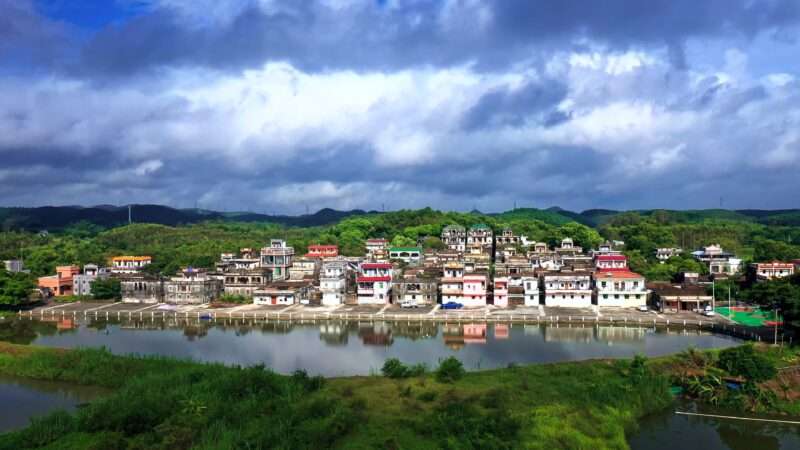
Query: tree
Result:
<box><xmin>0</xmin><ymin>269</ymin><xmax>36</xmax><ymax>306</ymax></box>
<box><xmin>91</xmin><ymin>277</ymin><xmax>121</xmax><ymax>300</ymax></box>
<box><xmin>717</xmin><ymin>345</ymin><xmax>777</xmax><ymax>383</ymax></box>
<box><xmin>390</xmin><ymin>235</ymin><xmax>416</xmax><ymax>248</ymax></box>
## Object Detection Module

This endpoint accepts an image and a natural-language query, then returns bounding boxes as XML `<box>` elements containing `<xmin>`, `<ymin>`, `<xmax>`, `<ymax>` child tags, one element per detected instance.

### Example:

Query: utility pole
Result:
<box><xmin>774</xmin><ymin>303</ymin><xmax>780</xmax><ymax>345</ymax></box>
<box><xmin>128</xmin><ymin>205</ymin><xmax>132</xmax><ymax>225</ymax></box>
<box><xmin>711</xmin><ymin>279</ymin><xmax>715</xmax><ymax>312</ymax></box>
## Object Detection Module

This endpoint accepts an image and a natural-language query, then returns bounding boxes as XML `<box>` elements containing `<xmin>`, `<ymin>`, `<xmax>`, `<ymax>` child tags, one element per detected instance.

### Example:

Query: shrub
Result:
<box><xmin>382</xmin><ymin>358</ymin><xmax>410</xmax><ymax>379</ymax></box>
<box><xmin>717</xmin><ymin>345</ymin><xmax>777</xmax><ymax>383</ymax></box>
<box><xmin>417</xmin><ymin>391</ymin><xmax>437</xmax><ymax>402</ymax></box>
<box><xmin>435</xmin><ymin>357</ymin><xmax>465</xmax><ymax>383</ymax></box>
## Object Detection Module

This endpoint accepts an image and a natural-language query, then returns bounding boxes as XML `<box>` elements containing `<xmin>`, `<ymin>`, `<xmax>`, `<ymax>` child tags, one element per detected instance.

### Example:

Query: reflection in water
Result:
<box><xmin>629</xmin><ymin>404</ymin><xmax>799</xmax><ymax>450</ymax></box>
<box><xmin>1</xmin><ymin>318</ymin><xmax>741</xmax><ymax>376</ymax></box>
<box><xmin>0</xmin><ymin>374</ymin><xmax>106</xmax><ymax>433</ymax></box>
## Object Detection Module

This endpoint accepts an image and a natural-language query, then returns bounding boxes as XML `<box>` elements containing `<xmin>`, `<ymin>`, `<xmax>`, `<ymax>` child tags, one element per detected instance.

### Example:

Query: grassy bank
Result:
<box><xmin>0</xmin><ymin>342</ymin><xmax>674</xmax><ymax>450</ymax></box>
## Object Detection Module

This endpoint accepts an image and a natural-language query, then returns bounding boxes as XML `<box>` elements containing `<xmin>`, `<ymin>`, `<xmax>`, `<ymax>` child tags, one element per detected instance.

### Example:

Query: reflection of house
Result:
<box><xmin>73</xmin><ymin>264</ymin><xmax>111</xmax><ymax>297</ymax></box>
<box><xmin>111</xmin><ymin>256</ymin><xmax>152</xmax><ymax>274</ymax></box>
<box><xmin>121</xmin><ymin>275</ymin><xmax>164</xmax><ymax>303</ymax></box>
<box><xmin>543</xmin><ymin>325</ymin><xmax>594</xmax><ymax>343</ymax></box>
<box><xmin>319</xmin><ymin>322</ymin><xmax>348</xmax><ymax>345</ymax></box>
<box><xmin>442</xmin><ymin>323</ymin><xmax>465</xmax><ymax>350</ymax></box>
<box><xmin>463</xmin><ymin>323</ymin><xmax>487</xmax><ymax>344</ymax></box>
<box><xmin>542</xmin><ymin>272</ymin><xmax>591</xmax><ymax>307</ymax></box>
<box><xmin>38</xmin><ymin>265</ymin><xmax>80</xmax><ymax>297</ymax></box>
<box><xmin>594</xmin><ymin>271</ymin><xmax>649</xmax><ymax>308</ymax></box>
<box><xmin>358</xmin><ymin>323</ymin><xmax>393</xmax><ymax>346</ymax></box>
<box><xmin>441</xmin><ymin>225</ymin><xmax>466</xmax><ymax>252</ymax></box>
<box><xmin>260</xmin><ymin>239</ymin><xmax>295</xmax><ymax>281</ymax></box>
<box><xmin>750</xmin><ymin>262</ymin><xmax>795</xmax><ymax>281</ymax></box>
<box><xmin>389</xmin><ymin>247</ymin><xmax>422</xmax><ymax>265</ymax></box>
<box><xmin>649</xmin><ymin>282</ymin><xmax>712</xmax><ymax>313</ymax></box>
<box><xmin>494</xmin><ymin>324</ymin><xmax>509</xmax><ymax>340</ymax></box>
<box><xmin>596</xmin><ymin>326</ymin><xmax>646</xmax><ymax>342</ymax></box>
<box><xmin>165</xmin><ymin>268</ymin><xmax>222</xmax><ymax>304</ymax></box>
<box><xmin>357</xmin><ymin>262</ymin><xmax>392</xmax><ymax>304</ymax></box>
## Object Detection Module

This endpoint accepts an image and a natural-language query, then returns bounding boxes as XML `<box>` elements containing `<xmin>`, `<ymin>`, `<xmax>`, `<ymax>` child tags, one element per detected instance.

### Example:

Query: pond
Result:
<box><xmin>629</xmin><ymin>403</ymin><xmax>800</xmax><ymax>450</ymax></box>
<box><xmin>0</xmin><ymin>374</ymin><xmax>106</xmax><ymax>433</ymax></box>
<box><xmin>1</xmin><ymin>317</ymin><xmax>740</xmax><ymax>376</ymax></box>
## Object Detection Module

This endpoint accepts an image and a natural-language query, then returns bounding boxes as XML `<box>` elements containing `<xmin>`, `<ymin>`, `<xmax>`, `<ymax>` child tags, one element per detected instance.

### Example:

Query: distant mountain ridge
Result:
<box><xmin>0</xmin><ymin>204</ymin><xmax>799</xmax><ymax>231</ymax></box>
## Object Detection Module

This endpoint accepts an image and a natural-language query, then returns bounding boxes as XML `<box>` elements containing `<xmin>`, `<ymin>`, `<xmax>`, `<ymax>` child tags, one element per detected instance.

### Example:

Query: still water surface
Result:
<box><xmin>2</xmin><ymin>317</ymin><xmax>740</xmax><ymax>376</ymax></box>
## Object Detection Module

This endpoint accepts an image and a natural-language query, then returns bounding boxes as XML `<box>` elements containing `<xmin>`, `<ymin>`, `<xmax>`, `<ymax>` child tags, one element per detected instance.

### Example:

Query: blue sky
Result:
<box><xmin>2</xmin><ymin>0</ymin><xmax>800</xmax><ymax>213</ymax></box>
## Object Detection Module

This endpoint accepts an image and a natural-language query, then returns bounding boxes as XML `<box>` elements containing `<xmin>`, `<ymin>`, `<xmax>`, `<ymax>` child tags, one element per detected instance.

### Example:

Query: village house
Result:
<box><xmin>37</xmin><ymin>265</ymin><xmax>80</xmax><ymax>297</ymax></box>
<box><xmin>121</xmin><ymin>274</ymin><xmax>163</xmax><ymax>303</ymax></box>
<box><xmin>495</xmin><ymin>228</ymin><xmax>520</xmax><ymax>246</ymax></box>
<box><xmin>692</xmin><ymin>244</ymin><xmax>741</xmax><ymax>276</ymax></box>
<box><xmin>220</xmin><ymin>269</ymin><xmax>271</xmax><ymax>298</ymax></box>
<box><xmin>542</xmin><ymin>271</ymin><xmax>592</xmax><ymax>307</ymax></box>
<box><xmin>590</xmin><ymin>241</ymin><xmax>623</xmax><ymax>257</ymax></box>
<box><xmin>464</xmin><ymin>253</ymin><xmax>492</xmax><ymax>273</ymax></box>
<box><xmin>110</xmin><ymin>256</ymin><xmax>152</xmax><ymax>274</ymax></box>
<box><xmin>3</xmin><ymin>259</ymin><xmax>26</xmax><ymax>273</ymax></box>
<box><xmin>357</xmin><ymin>262</ymin><xmax>392</xmax><ymax>304</ymax></box>
<box><xmin>365</xmin><ymin>238</ymin><xmax>389</xmax><ymax>260</ymax></box>
<box><xmin>389</xmin><ymin>247</ymin><xmax>422</xmax><ymax>265</ymax></box>
<box><xmin>441</xmin><ymin>225</ymin><xmax>466</xmax><ymax>252</ymax></box>
<box><xmin>655</xmin><ymin>247</ymin><xmax>682</xmax><ymax>263</ymax></box>
<box><xmin>320</xmin><ymin>259</ymin><xmax>350</xmax><ymax>306</ymax></box>
<box><xmin>260</xmin><ymin>239</ymin><xmax>295</xmax><ymax>281</ymax></box>
<box><xmin>528</xmin><ymin>242</ymin><xmax>562</xmax><ymax>271</ymax></box>
<box><xmin>288</xmin><ymin>257</ymin><xmax>319</xmax><ymax>281</ymax></box>
<box><xmin>73</xmin><ymin>264</ymin><xmax>111</xmax><ymax>297</ymax></box>
<box><xmin>215</xmin><ymin>249</ymin><xmax>261</xmax><ymax>271</ymax></box>
<box><xmin>462</xmin><ymin>273</ymin><xmax>488</xmax><ymax>307</ymax></box>
<box><xmin>495</xmin><ymin>255</ymin><xmax>533</xmax><ymax>277</ymax></box>
<box><xmin>562</xmin><ymin>254</ymin><xmax>594</xmax><ymax>271</ymax></box>
<box><xmin>649</xmin><ymin>282</ymin><xmax>712</xmax><ymax>313</ymax></box>
<box><xmin>305</xmin><ymin>244</ymin><xmax>339</xmax><ymax>259</ymax></box>
<box><xmin>594</xmin><ymin>270</ymin><xmax>649</xmax><ymax>308</ymax></box>
<box><xmin>595</xmin><ymin>254</ymin><xmax>628</xmax><ymax>271</ymax></box>
<box><xmin>467</xmin><ymin>224</ymin><xmax>493</xmax><ymax>255</ymax></box>
<box><xmin>749</xmin><ymin>262</ymin><xmax>795</xmax><ymax>281</ymax></box>
<box><xmin>555</xmin><ymin>238</ymin><xmax>583</xmax><ymax>255</ymax></box>
<box><xmin>522</xmin><ymin>276</ymin><xmax>540</xmax><ymax>306</ymax></box>
<box><xmin>164</xmin><ymin>268</ymin><xmax>222</xmax><ymax>304</ymax></box>
<box><xmin>253</xmin><ymin>281</ymin><xmax>314</xmax><ymax>306</ymax></box>
<box><xmin>493</xmin><ymin>276</ymin><xmax>509</xmax><ymax>307</ymax></box>
<box><xmin>392</xmin><ymin>275</ymin><xmax>438</xmax><ymax>306</ymax></box>
<box><xmin>441</xmin><ymin>262</ymin><xmax>465</xmax><ymax>303</ymax></box>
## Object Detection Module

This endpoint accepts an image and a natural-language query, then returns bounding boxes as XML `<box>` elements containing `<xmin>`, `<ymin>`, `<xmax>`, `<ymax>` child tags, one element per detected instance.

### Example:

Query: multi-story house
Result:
<box><xmin>389</xmin><ymin>247</ymin><xmax>422</xmax><ymax>265</ymax></box>
<box><xmin>750</xmin><ymin>262</ymin><xmax>795</xmax><ymax>281</ymax></box>
<box><xmin>595</xmin><ymin>254</ymin><xmax>628</xmax><ymax>271</ymax></box>
<box><xmin>320</xmin><ymin>259</ymin><xmax>348</xmax><ymax>306</ymax></box>
<box><xmin>522</xmin><ymin>276</ymin><xmax>540</xmax><ymax>306</ymax></box>
<box><xmin>655</xmin><ymin>248</ymin><xmax>682</xmax><ymax>263</ymax></box>
<box><xmin>441</xmin><ymin>225</ymin><xmax>466</xmax><ymax>252</ymax></box>
<box><xmin>467</xmin><ymin>224</ymin><xmax>493</xmax><ymax>255</ymax></box>
<box><xmin>306</xmin><ymin>245</ymin><xmax>339</xmax><ymax>259</ymax></box>
<box><xmin>495</xmin><ymin>228</ymin><xmax>520</xmax><ymax>246</ymax></box>
<box><xmin>365</xmin><ymin>238</ymin><xmax>389</xmax><ymax>260</ymax></box>
<box><xmin>216</xmin><ymin>249</ymin><xmax>261</xmax><ymax>272</ymax></box>
<box><xmin>73</xmin><ymin>264</ymin><xmax>111</xmax><ymax>297</ymax></box>
<box><xmin>542</xmin><ymin>272</ymin><xmax>592</xmax><ymax>307</ymax></box>
<box><xmin>254</xmin><ymin>281</ymin><xmax>313</xmax><ymax>306</ymax></box>
<box><xmin>493</xmin><ymin>276</ymin><xmax>509</xmax><ymax>307</ymax></box>
<box><xmin>164</xmin><ymin>268</ymin><xmax>222</xmax><ymax>305</ymax></box>
<box><xmin>555</xmin><ymin>238</ymin><xmax>582</xmax><ymax>255</ymax></box>
<box><xmin>221</xmin><ymin>269</ymin><xmax>271</xmax><ymax>298</ymax></box>
<box><xmin>38</xmin><ymin>265</ymin><xmax>80</xmax><ymax>297</ymax></box>
<box><xmin>594</xmin><ymin>270</ymin><xmax>649</xmax><ymax>308</ymax></box>
<box><xmin>356</xmin><ymin>262</ymin><xmax>392</xmax><ymax>304</ymax></box>
<box><xmin>692</xmin><ymin>244</ymin><xmax>741</xmax><ymax>276</ymax></box>
<box><xmin>462</xmin><ymin>273</ymin><xmax>487</xmax><ymax>307</ymax></box>
<box><xmin>110</xmin><ymin>256</ymin><xmax>152</xmax><ymax>274</ymax></box>
<box><xmin>441</xmin><ymin>262</ymin><xmax>465</xmax><ymax>304</ymax></box>
<box><xmin>392</xmin><ymin>276</ymin><xmax>438</xmax><ymax>306</ymax></box>
<box><xmin>3</xmin><ymin>259</ymin><xmax>26</xmax><ymax>273</ymax></box>
<box><xmin>121</xmin><ymin>275</ymin><xmax>163</xmax><ymax>304</ymax></box>
<box><xmin>261</xmin><ymin>239</ymin><xmax>295</xmax><ymax>281</ymax></box>
<box><xmin>649</xmin><ymin>282</ymin><xmax>712</xmax><ymax>313</ymax></box>
<box><xmin>288</xmin><ymin>257</ymin><xmax>318</xmax><ymax>281</ymax></box>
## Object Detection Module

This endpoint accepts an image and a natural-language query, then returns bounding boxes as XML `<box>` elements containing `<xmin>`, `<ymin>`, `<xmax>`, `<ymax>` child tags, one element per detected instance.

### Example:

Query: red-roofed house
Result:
<box><xmin>595</xmin><ymin>254</ymin><xmax>627</xmax><ymax>271</ymax></box>
<box><xmin>594</xmin><ymin>270</ymin><xmax>649</xmax><ymax>308</ymax></box>
<box><xmin>357</xmin><ymin>262</ymin><xmax>392</xmax><ymax>304</ymax></box>
<box><xmin>750</xmin><ymin>262</ymin><xmax>795</xmax><ymax>281</ymax></box>
<box><xmin>306</xmin><ymin>245</ymin><xmax>339</xmax><ymax>259</ymax></box>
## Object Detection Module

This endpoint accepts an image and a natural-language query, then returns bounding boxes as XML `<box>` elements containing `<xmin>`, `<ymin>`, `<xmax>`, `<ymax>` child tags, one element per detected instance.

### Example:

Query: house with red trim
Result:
<box><xmin>306</xmin><ymin>245</ymin><xmax>338</xmax><ymax>259</ymax></box>
<box><xmin>357</xmin><ymin>262</ymin><xmax>392</xmax><ymax>304</ymax></box>
<box><xmin>594</xmin><ymin>270</ymin><xmax>649</xmax><ymax>308</ymax></box>
<box><xmin>595</xmin><ymin>254</ymin><xmax>628</xmax><ymax>271</ymax></box>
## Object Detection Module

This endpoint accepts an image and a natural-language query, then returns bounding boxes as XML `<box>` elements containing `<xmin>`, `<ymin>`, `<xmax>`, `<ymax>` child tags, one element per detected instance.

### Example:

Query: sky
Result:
<box><xmin>2</xmin><ymin>0</ymin><xmax>800</xmax><ymax>214</ymax></box>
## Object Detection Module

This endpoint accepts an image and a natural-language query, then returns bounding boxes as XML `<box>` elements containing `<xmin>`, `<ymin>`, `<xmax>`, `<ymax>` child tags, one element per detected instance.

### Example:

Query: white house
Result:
<box><xmin>522</xmin><ymin>276</ymin><xmax>540</xmax><ymax>306</ymax></box>
<box><xmin>320</xmin><ymin>260</ymin><xmax>348</xmax><ymax>306</ymax></box>
<box><xmin>542</xmin><ymin>272</ymin><xmax>592</xmax><ymax>307</ymax></box>
<box><xmin>594</xmin><ymin>271</ymin><xmax>649</xmax><ymax>308</ymax></box>
<box><xmin>357</xmin><ymin>262</ymin><xmax>392</xmax><ymax>304</ymax></box>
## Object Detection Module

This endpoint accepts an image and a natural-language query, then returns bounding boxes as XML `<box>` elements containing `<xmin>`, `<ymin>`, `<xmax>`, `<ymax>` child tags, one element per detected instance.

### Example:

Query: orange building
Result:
<box><xmin>305</xmin><ymin>245</ymin><xmax>339</xmax><ymax>259</ymax></box>
<box><xmin>38</xmin><ymin>265</ymin><xmax>80</xmax><ymax>297</ymax></box>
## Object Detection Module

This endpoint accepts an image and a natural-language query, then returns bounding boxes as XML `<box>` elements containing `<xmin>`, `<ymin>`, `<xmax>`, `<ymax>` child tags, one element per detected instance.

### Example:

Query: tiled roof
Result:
<box><xmin>361</xmin><ymin>263</ymin><xmax>392</xmax><ymax>269</ymax></box>
<box><xmin>595</xmin><ymin>271</ymin><xmax>643</xmax><ymax>279</ymax></box>
<box><xmin>357</xmin><ymin>276</ymin><xmax>391</xmax><ymax>282</ymax></box>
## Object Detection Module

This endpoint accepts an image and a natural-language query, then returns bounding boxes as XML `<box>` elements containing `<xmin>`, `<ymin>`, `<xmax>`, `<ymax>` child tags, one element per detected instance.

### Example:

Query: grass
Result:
<box><xmin>715</xmin><ymin>306</ymin><xmax>783</xmax><ymax>326</ymax></box>
<box><xmin>0</xmin><ymin>342</ymin><xmax>676</xmax><ymax>450</ymax></box>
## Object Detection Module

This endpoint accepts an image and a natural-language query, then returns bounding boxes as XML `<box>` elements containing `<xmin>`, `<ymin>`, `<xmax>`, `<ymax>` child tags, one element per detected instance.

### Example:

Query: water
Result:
<box><xmin>629</xmin><ymin>404</ymin><xmax>800</xmax><ymax>450</ymax></box>
<box><xmin>1</xmin><ymin>317</ymin><xmax>740</xmax><ymax>376</ymax></box>
<box><xmin>0</xmin><ymin>375</ymin><xmax>105</xmax><ymax>433</ymax></box>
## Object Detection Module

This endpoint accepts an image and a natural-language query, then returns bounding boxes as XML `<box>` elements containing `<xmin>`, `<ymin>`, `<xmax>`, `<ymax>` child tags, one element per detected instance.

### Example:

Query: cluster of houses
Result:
<box><xmin>30</xmin><ymin>227</ymin><xmax>800</xmax><ymax>314</ymax></box>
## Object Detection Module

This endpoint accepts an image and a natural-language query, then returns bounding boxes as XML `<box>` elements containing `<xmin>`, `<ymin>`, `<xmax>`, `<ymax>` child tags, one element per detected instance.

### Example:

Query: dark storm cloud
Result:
<box><xmin>461</xmin><ymin>79</ymin><xmax>568</xmax><ymax>130</ymax></box>
<box><xmin>33</xmin><ymin>0</ymin><xmax>799</xmax><ymax>78</ymax></box>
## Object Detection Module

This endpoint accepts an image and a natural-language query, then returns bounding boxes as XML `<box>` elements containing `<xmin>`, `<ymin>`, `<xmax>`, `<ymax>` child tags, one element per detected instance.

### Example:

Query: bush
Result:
<box><xmin>435</xmin><ymin>357</ymin><xmax>465</xmax><ymax>383</ymax></box>
<box><xmin>717</xmin><ymin>345</ymin><xmax>777</xmax><ymax>383</ymax></box>
<box><xmin>382</xmin><ymin>358</ymin><xmax>410</xmax><ymax>379</ymax></box>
